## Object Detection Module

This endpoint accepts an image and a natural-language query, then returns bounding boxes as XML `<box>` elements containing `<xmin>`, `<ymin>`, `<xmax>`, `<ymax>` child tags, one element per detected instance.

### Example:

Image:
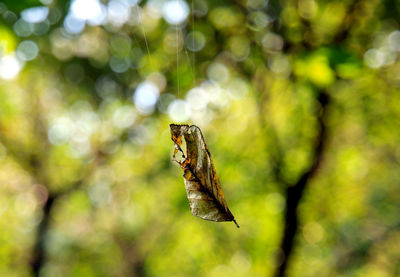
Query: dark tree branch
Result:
<box><xmin>28</xmin><ymin>148</ymin><xmax>107</xmax><ymax>276</ymax></box>
<box><xmin>6</xmin><ymin>87</ymin><xmax>106</xmax><ymax>275</ymax></box>
<box><xmin>268</xmin><ymin>0</ymin><xmax>360</xmax><ymax>274</ymax></box>
<box><xmin>275</xmin><ymin>90</ymin><xmax>330</xmax><ymax>277</ymax></box>
<box><xmin>27</xmin><ymin>131</ymin><xmax>138</xmax><ymax>276</ymax></box>
<box><xmin>30</xmin><ymin>193</ymin><xmax>55</xmax><ymax>276</ymax></box>
<box><xmin>0</xmin><ymin>134</ymin><xmax>100</xmax><ymax>274</ymax></box>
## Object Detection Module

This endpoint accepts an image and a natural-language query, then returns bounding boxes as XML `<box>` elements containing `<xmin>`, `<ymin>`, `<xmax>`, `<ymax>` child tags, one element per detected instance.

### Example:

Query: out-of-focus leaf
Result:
<box><xmin>0</xmin><ymin>27</ymin><xmax>17</xmax><ymax>54</ymax></box>
<box><xmin>170</xmin><ymin>124</ymin><xmax>239</xmax><ymax>228</ymax></box>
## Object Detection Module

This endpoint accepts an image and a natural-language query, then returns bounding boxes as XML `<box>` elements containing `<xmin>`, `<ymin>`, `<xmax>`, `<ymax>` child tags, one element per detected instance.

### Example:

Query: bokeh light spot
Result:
<box><xmin>303</xmin><ymin>222</ymin><xmax>325</xmax><ymax>244</ymax></box>
<box><xmin>388</xmin><ymin>30</ymin><xmax>400</xmax><ymax>52</ymax></box>
<box><xmin>268</xmin><ymin>54</ymin><xmax>291</xmax><ymax>76</ymax></box>
<box><xmin>185</xmin><ymin>31</ymin><xmax>206</xmax><ymax>52</ymax></box>
<box><xmin>109</xmin><ymin>56</ymin><xmax>131</xmax><ymax>73</ymax></box>
<box><xmin>107</xmin><ymin>0</ymin><xmax>130</xmax><ymax>27</ymax></box>
<box><xmin>0</xmin><ymin>55</ymin><xmax>23</xmax><ymax>80</ymax></box>
<box><xmin>133</xmin><ymin>81</ymin><xmax>160</xmax><ymax>115</ymax></box>
<box><xmin>227</xmin><ymin>78</ymin><xmax>249</xmax><ymax>100</ymax></box>
<box><xmin>71</xmin><ymin>0</ymin><xmax>103</xmax><ymax>21</ymax></box>
<box><xmin>162</xmin><ymin>0</ymin><xmax>189</xmax><ymax>25</ymax></box>
<box><xmin>262</xmin><ymin>32</ymin><xmax>284</xmax><ymax>53</ymax></box>
<box><xmin>186</xmin><ymin>87</ymin><xmax>208</xmax><ymax>111</ymax></box>
<box><xmin>364</xmin><ymin>49</ymin><xmax>385</xmax><ymax>69</ymax></box>
<box><xmin>48</xmin><ymin>117</ymin><xmax>74</xmax><ymax>145</ymax></box>
<box><xmin>168</xmin><ymin>99</ymin><xmax>191</xmax><ymax>122</ymax></box>
<box><xmin>13</xmin><ymin>19</ymin><xmax>34</xmax><ymax>37</ymax></box>
<box><xmin>21</xmin><ymin>6</ymin><xmax>49</xmax><ymax>23</ymax></box>
<box><xmin>64</xmin><ymin>14</ymin><xmax>85</xmax><ymax>34</ymax></box>
<box><xmin>207</xmin><ymin>63</ymin><xmax>229</xmax><ymax>83</ymax></box>
<box><xmin>16</xmin><ymin>40</ymin><xmax>39</xmax><ymax>61</ymax></box>
<box><xmin>112</xmin><ymin>106</ymin><xmax>137</xmax><ymax>129</ymax></box>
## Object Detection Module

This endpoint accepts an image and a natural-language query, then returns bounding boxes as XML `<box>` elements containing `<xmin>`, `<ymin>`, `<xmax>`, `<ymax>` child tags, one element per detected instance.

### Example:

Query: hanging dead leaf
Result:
<box><xmin>170</xmin><ymin>124</ymin><xmax>239</xmax><ymax>228</ymax></box>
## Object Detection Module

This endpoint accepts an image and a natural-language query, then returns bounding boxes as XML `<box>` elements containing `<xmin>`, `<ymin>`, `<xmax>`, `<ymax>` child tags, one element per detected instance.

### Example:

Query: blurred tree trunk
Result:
<box><xmin>30</xmin><ymin>193</ymin><xmax>55</xmax><ymax>276</ymax></box>
<box><xmin>275</xmin><ymin>91</ymin><xmax>329</xmax><ymax>277</ymax></box>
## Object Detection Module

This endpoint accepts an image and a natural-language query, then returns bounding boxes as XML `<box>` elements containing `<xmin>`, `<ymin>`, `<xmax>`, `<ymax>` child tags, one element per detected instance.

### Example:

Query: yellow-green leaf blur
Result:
<box><xmin>0</xmin><ymin>0</ymin><xmax>399</xmax><ymax>276</ymax></box>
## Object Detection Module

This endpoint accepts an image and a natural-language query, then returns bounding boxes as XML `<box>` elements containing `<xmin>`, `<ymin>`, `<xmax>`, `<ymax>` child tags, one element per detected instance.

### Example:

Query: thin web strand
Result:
<box><xmin>183</xmin><ymin>1</ymin><xmax>196</xmax><ymax>86</ymax></box>
<box><xmin>176</xmin><ymin>9</ymin><xmax>180</xmax><ymax>97</ymax></box>
<box><xmin>136</xmin><ymin>4</ymin><xmax>153</xmax><ymax>71</ymax></box>
<box><xmin>192</xmin><ymin>0</ymin><xmax>195</xmax><ymax>85</ymax></box>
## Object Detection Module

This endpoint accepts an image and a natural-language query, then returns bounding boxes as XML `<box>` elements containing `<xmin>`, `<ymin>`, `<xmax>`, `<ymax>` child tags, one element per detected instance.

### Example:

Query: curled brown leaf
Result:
<box><xmin>170</xmin><ymin>124</ymin><xmax>239</xmax><ymax>228</ymax></box>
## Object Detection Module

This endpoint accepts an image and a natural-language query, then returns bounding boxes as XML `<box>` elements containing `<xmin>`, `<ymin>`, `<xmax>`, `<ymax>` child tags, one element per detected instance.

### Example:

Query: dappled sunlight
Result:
<box><xmin>0</xmin><ymin>0</ymin><xmax>400</xmax><ymax>276</ymax></box>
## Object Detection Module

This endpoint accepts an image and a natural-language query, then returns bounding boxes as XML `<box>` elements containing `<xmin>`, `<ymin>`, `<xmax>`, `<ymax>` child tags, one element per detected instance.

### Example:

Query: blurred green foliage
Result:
<box><xmin>0</xmin><ymin>0</ymin><xmax>400</xmax><ymax>276</ymax></box>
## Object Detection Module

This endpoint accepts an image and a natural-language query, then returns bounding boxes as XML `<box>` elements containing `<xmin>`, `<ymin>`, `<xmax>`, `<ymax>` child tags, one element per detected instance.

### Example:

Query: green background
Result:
<box><xmin>0</xmin><ymin>0</ymin><xmax>400</xmax><ymax>276</ymax></box>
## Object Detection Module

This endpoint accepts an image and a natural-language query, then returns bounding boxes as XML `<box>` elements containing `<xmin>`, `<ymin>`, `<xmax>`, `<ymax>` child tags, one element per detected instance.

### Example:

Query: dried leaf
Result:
<box><xmin>170</xmin><ymin>124</ymin><xmax>239</xmax><ymax>228</ymax></box>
